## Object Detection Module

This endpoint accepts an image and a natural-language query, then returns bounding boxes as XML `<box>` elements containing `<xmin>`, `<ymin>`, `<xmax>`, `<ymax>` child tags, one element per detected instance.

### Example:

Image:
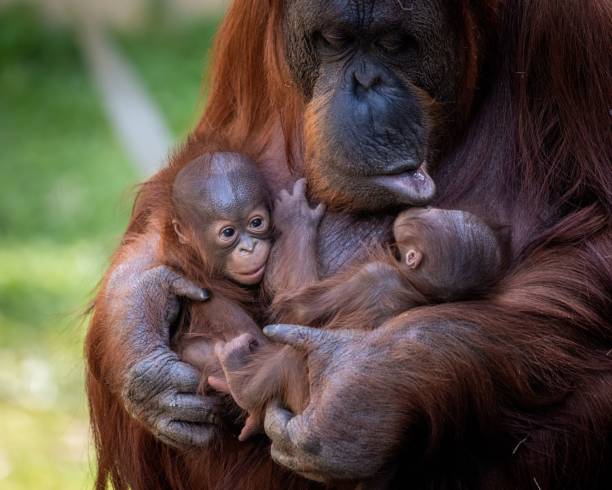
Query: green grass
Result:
<box><xmin>0</xmin><ymin>5</ymin><xmax>220</xmax><ymax>488</ymax></box>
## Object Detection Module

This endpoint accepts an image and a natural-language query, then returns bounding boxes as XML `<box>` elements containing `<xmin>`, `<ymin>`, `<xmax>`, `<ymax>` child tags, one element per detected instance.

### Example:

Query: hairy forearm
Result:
<box><xmin>271</xmin><ymin>270</ymin><xmax>347</xmax><ymax>324</ymax></box>
<box><xmin>86</xmin><ymin>230</ymin><xmax>162</xmax><ymax>389</ymax></box>
<box><xmin>266</xmin><ymin>230</ymin><xmax>319</xmax><ymax>295</ymax></box>
<box><xmin>273</xmin><ymin>262</ymin><xmax>407</xmax><ymax>328</ymax></box>
<box><xmin>360</xmin><ymin>316</ymin><xmax>574</xmax><ymax>465</ymax></box>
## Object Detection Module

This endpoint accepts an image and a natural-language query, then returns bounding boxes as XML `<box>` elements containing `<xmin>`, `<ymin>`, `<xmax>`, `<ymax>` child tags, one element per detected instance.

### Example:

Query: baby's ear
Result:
<box><xmin>172</xmin><ymin>219</ymin><xmax>190</xmax><ymax>244</ymax></box>
<box><xmin>405</xmin><ymin>249</ymin><xmax>423</xmax><ymax>269</ymax></box>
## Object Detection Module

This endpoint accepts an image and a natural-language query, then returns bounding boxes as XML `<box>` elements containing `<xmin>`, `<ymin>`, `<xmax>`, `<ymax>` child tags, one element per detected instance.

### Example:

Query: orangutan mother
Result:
<box><xmin>86</xmin><ymin>0</ymin><xmax>612</xmax><ymax>488</ymax></box>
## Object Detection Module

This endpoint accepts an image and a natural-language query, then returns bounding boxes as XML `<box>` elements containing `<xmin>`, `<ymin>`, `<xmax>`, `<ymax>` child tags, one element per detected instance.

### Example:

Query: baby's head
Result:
<box><xmin>171</xmin><ymin>152</ymin><xmax>272</xmax><ymax>285</ymax></box>
<box><xmin>392</xmin><ymin>208</ymin><xmax>504</xmax><ymax>300</ymax></box>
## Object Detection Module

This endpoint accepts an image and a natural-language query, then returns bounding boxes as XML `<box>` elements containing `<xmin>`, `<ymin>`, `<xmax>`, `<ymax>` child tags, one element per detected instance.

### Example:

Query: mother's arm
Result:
<box><xmin>262</xmin><ymin>225</ymin><xmax>612</xmax><ymax>484</ymax></box>
<box><xmin>85</xmin><ymin>227</ymin><xmax>221</xmax><ymax>448</ymax></box>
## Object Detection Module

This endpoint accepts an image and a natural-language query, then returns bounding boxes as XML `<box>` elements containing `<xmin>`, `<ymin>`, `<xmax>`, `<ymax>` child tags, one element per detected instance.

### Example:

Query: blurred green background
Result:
<box><xmin>0</xmin><ymin>2</ymin><xmax>224</xmax><ymax>488</ymax></box>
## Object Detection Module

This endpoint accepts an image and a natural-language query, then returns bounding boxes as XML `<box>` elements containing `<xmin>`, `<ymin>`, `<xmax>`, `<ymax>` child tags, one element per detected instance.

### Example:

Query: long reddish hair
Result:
<box><xmin>86</xmin><ymin>1</ymin><xmax>611</xmax><ymax>488</ymax></box>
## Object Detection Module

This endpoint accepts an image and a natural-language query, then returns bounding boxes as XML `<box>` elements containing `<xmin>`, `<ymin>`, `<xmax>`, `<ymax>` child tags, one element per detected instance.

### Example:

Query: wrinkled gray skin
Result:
<box><xmin>107</xmin><ymin>249</ymin><xmax>221</xmax><ymax>447</ymax></box>
<box><xmin>108</xmin><ymin>0</ymin><xmax>461</xmax><ymax>476</ymax></box>
<box><xmin>263</xmin><ymin>326</ymin><xmax>396</xmax><ymax>482</ymax></box>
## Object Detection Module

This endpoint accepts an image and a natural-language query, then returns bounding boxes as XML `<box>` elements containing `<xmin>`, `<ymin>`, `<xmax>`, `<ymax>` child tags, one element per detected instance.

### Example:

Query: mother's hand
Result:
<box><xmin>262</xmin><ymin>324</ymin><xmax>409</xmax><ymax>482</ymax></box>
<box><xmin>114</xmin><ymin>265</ymin><xmax>223</xmax><ymax>448</ymax></box>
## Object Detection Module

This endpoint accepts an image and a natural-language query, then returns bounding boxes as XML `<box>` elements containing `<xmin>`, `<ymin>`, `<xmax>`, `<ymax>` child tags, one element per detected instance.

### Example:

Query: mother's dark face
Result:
<box><xmin>281</xmin><ymin>0</ymin><xmax>468</xmax><ymax>211</ymax></box>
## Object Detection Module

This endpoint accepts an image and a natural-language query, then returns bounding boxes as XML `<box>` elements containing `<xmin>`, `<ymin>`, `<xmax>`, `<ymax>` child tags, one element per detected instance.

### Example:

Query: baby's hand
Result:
<box><xmin>208</xmin><ymin>334</ymin><xmax>264</xmax><ymax>440</ymax></box>
<box><xmin>273</xmin><ymin>178</ymin><xmax>325</xmax><ymax>235</ymax></box>
<box><xmin>180</xmin><ymin>337</ymin><xmax>225</xmax><ymax>394</ymax></box>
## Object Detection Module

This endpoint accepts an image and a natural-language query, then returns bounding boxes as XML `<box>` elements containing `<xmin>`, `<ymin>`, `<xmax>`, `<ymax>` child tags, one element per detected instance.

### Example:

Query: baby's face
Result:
<box><xmin>198</xmin><ymin>203</ymin><xmax>272</xmax><ymax>285</ymax></box>
<box><xmin>206</xmin><ymin>204</ymin><xmax>272</xmax><ymax>285</ymax></box>
<box><xmin>175</xmin><ymin>201</ymin><xmax>272</xmax><ymax>286</ymax></box>
<box><xmin>172</xmin><ymin>152</ymin><xmax>272</xmax><ymax>285</ymax></box>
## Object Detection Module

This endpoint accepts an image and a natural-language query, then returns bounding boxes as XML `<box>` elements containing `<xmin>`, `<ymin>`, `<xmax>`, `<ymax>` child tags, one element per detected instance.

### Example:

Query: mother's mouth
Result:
<box><xmin>369</xmin><ymin>161</ymin><xmax>436</xmax><ymax>205</ymax></box>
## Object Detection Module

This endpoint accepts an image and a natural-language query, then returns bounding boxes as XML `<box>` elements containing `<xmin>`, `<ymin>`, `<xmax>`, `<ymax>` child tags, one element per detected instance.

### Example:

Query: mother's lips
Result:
<box><xmin>377</xmin><ymin>160</ymin><xmax>423</xmax><ymax>176</ymax></box>
<box><xmin>370</xmin><ymin>161</ymin><xmax>436</xmax><ymax>205</ymax></box>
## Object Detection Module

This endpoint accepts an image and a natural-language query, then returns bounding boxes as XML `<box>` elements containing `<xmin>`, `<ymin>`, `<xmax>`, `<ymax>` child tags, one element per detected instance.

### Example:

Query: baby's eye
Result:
<box><xmin>249</xmin><ymin>217</ymin><xmax>264</xmax><ymax>229</ymax></box>
<box><xmin>220</xmin><ymin>227</ymin><xmax>236</xmax><ymax>239</ymax></box>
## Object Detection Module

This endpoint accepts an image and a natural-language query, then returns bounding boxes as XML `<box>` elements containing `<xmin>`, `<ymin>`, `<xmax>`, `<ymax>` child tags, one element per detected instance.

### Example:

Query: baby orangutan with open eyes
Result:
<box><xmin>162</xmin><ymin>152</ymin><xmax>505</xmax><ymax>441</ymax></box>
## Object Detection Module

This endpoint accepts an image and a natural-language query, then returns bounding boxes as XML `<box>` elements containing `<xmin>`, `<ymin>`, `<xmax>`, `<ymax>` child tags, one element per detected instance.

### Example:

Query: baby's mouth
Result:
<box><xmin>237</xmin><ymin>264</ymin><xmax>266</xmax><ymax>280</ymax></box>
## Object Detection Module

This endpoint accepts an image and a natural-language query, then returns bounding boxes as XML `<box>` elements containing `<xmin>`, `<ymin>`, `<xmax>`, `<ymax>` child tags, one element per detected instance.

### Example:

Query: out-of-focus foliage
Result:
<box><xmin>0</xmin><ymin>5</ymin><xmax>136</xmax><ymax>242</ymax></box>
<box><xmin>0</xmin><ymin>4</ymin><xmax>220</xmax><ymax>488</ymax></box>
<box><xmin>117</xmin><ymin>15</ymin><xmax>220</xmax><ymax>135</ymax></box>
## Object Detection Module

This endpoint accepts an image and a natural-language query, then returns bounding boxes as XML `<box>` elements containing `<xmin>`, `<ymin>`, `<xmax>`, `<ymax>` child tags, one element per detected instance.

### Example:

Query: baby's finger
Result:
<box><xmin>313</xmin><ymin>203</ymin><xmax>326</xmax><ymax>219</ymax></box>
<box><xmin>207</xmin><ymin>376</ymin><xmax>230</xmax><ymax>394</ymax></box>
<box><xmin>292</xmin><ymin>178</ymin><xmax>307</xmax><ymax>197</ymax></box>
<box><xmin>238</xmin><ymin>414</ymin><xmax>261</xmax><ymax>441</ymax></box>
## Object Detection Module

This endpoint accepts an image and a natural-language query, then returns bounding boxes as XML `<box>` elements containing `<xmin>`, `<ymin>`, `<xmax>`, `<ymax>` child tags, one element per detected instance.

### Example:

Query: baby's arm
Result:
<box><xmin>264</xmin><ymin>179</ymin><xmax>325</xmax><ymax>296</ymax></box>
<box><xmin>209</xmin><ymin>334</ymin><xmax>308</xmax><ymax>440</ymax></box>
<box><xmin>273</xmin><ymin>260</ymin><xmax>417</xmax><ymax>329</ymax></box>
<box><xmin>178</xmin><ymin>337</ymin><xmax>225</xmax><ymax>394</ymax></box>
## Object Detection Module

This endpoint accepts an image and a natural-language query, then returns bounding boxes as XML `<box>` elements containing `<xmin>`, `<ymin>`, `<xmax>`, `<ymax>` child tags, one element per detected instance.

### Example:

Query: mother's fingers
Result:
<box><xmin>158</xmin><ymin>419</ymin><xmax>216</xmax><ymax>448</ymax></box>
<box><xmin>270</xmin><ymin>447</ymin><xmax>327</xmax><ymax>483</ymax></box>
<box><xmin>265</xmin><ymin>403</ymin><xmax>329</xmax><ymax>482</ymax></box>
<box><xmin>264</xmin><ymin>401</ymin><xmax>295</xmax><ymax>454</ymax></box>
<box><xmin>170</xmin><ymin>359</ymin><xmax>203</xmax><ymax>392</ymax></box>
<box><xmin>264</xmin><ymin>401</ymin><xmax>322</xmax><ymax>457</ymax></box>
<box><xmin>162</xmin><ymin>392</ymin><xmax>222</xmax><ymax>424</ymax></box>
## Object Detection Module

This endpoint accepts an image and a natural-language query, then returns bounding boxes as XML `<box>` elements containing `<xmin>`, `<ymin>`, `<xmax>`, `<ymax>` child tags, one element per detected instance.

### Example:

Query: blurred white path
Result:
<box><xmin>78</xmin><ymin>25</ymin><xmax>171</xmax><ymax>176</ymax></box>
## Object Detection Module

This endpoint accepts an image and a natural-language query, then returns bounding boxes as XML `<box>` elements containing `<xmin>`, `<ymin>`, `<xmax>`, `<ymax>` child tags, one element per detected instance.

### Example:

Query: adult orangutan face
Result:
<box><xmin>282</xmin><ymin>0</ymin><xmax>466</xmax><ymax>210</ymax></box>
